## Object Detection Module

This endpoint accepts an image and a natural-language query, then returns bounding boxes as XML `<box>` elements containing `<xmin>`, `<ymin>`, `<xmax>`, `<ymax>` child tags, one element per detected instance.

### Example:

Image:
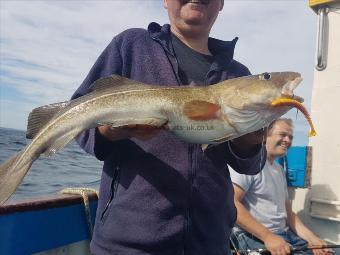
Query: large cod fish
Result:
<box><xmin>0</xmin><ymin>72</ymin><xmax>315</xmax><ymax>205</ymax></box>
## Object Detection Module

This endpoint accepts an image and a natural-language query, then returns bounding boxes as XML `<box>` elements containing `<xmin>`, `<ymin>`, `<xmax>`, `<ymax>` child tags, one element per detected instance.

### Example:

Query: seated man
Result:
<box><xmin>230</xmin><ymin>118</ymin><xmax>330</xmax><ymax>255</ymax></box>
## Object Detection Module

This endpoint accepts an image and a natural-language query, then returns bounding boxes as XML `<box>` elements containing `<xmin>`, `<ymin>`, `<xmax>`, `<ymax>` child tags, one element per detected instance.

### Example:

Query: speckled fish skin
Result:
<box><xmin>0</xmin><ymin>71</ymin><xmax>303</xmax><ymax>204</ymax></box>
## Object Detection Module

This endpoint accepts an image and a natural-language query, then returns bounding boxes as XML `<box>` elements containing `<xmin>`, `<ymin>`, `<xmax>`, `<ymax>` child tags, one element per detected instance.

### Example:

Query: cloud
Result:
<box><xmin>214</xmin><ymin>1</ymin><xmax>316</xmax><ymax>107</ymax></box>
<box><xmin>0</xmin><ymin>0</ymin><xmax>316</xmax><ymax>135</ymax></box>
<box><xmin>0</xmin><ymin>0</ymin><xmax>167</xmax><ymax>129</ymax></box>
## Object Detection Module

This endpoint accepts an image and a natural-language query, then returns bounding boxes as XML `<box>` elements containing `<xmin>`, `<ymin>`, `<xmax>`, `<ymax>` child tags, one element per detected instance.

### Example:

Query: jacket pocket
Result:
<box><xmin>100</xmin><ymin>165</ymin><xmax>121</xmax><ymax>223</ymax></box>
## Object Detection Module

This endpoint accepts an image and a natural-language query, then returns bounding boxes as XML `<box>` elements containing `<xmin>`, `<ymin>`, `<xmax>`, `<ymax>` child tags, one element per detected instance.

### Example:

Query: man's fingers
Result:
<box><xmin>313</xmin><ymin>249</ymin><xmax>323</xmax><ymax>255</ymax></box>
<box><xmin>268</xmin><ymin>246</ymin><xmax>290</xmax><ymax>255</ymax></box>
<box><xmin>285</xmin><ymin>245</ymin><xmax>291</xmax><ymax>254</ymax></box>
<box><xmin>98</xmin><ymin>124</ymin><xmax>163</xmax><ymax>141</ymax></box>
<box><xmin>233</xmin><ymin>127</ymin><xmax>268</xmax><ymax>145</ymax></box>
<box><xmin>130</xmin><ymin>125</ymin><xmax>163</xmax><ymax>140</ymax></box>
<box><xmin>125</xmin><ymin>124</ymin><xmax>137</xmax><ymax>129</ymax></box>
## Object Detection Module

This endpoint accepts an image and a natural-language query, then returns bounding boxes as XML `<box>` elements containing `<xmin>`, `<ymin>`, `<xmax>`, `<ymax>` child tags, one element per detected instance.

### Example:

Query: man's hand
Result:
<box><xmin>263</xmin><ymin>232</ymin><xmax>291</xmax><ymax>255</ymax></box>
<box><xmin>98</xmin><ymin>124</ymin><xmax>162</xmax><ymax>142</ymax></box>
<box><xmin>233</xmin><ymin>128</ymin><xmax>268</xmax><ymax>145</ymax></box>
<box><xmin>230</xmin><ymin>128</ymin><xmax>268</xmax><ymax>158</ymax></box>
<box><xmin>307</xmin><ymin>235</ymin><xmax>333</xmax><ymax>255</ymax></box>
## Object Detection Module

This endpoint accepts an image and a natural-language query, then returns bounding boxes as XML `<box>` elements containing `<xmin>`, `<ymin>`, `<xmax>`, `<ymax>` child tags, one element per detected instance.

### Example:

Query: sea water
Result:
<box><xmin>0</xmin><ymin>127</ymin><xmax>102</xmax><ymax>202</ymax></box>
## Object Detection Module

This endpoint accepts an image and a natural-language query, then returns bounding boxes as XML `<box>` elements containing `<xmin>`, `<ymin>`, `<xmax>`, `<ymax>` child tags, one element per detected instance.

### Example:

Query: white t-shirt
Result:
<box><xmin>230</xmin><ymin>161</ymin><xmax>289</xmax><ymax>232</ymax></box>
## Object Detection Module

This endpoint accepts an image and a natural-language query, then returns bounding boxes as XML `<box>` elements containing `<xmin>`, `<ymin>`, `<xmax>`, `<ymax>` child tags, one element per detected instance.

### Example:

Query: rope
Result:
<box><xmin>59</xmin><ymin>187</ymin><xmax>99</xmax><ymax>237</ymax></box>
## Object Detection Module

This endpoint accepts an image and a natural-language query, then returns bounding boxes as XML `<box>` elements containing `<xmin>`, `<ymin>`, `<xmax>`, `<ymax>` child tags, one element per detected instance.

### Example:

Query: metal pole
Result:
<box><xmin>315</xmin><ymin>7</ymin><xmax>329</xmax><ymax>71</ymax></box>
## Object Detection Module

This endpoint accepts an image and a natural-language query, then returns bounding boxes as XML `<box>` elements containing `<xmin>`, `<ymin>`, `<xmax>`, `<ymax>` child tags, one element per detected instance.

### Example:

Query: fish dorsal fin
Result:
<box><xmin>183</xmin><ymin>100</ymin><xmax>221</xmax><ymax>121</ymax></box>
<box><xmin>27</xmin><ymin>101</ymin><xmax>69</xmax><ymax>139</ymax></box>
<box><xmin>90</xmin><ymin>75</ymin><xmax>154</xmax><ymax>92</ymax></box>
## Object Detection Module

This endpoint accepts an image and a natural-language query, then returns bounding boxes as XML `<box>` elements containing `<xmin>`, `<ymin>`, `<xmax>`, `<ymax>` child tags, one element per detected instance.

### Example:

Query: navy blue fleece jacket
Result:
<box><xmin>72</xmin><ymin>22</ymin><xmax>265</xmax><ymax>255</ymax></box>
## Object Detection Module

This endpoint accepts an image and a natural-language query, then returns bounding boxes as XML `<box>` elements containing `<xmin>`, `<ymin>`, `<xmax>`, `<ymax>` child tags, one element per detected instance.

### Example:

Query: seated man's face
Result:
<box><xmin>266</xmin><ymin>121</ymin><xmax>293</xmax><ymax>158</ymax></box>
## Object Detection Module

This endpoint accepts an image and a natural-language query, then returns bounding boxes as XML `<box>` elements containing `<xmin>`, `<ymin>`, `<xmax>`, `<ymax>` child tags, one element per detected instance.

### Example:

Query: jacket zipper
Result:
<box><xmin>152</xmin><ymin>36</ymin><xmax>182</xmax><ymax>86</ymax></box>
<box><xmin>169</xmin><ymin>55</ymin><xmax>182</xmax><ymax>86</ymax></box>
<box><xmin>100</xmin><ymin>165</ymin><xmax>120</xmax><ymax>222</ymax></box>
<box><xmin>185</xmin><ymin>144</ymin><xmax>196</xmax><ymax>252</ymax></box>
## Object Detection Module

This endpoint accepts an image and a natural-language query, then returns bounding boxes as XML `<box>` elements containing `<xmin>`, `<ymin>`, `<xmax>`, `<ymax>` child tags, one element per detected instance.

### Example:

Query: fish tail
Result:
<box><xmin>0</xmin><ymin>151</ymin><xmax>33</xmax><ymax>205</ymax></box>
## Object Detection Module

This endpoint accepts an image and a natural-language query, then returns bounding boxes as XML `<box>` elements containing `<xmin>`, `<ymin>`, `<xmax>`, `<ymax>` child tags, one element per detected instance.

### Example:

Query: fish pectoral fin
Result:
<box><xmin>27</xmin><ymin>101</ymin><xmax>70</xmax><ymax>139</ymax></box>
<box><xmin>43</xmin><ymin>129</ymin><xmax>82</xmax><ymax>157</ymax></box>
<box><xmin>183</xmin><ymin>100</ymin><xmax>221</xmax><ymax>121</ymax></box>
<box><xmin>89</xmin><ymin>75</ymin><xmax>156</xmax><ymax>92</ymax></box>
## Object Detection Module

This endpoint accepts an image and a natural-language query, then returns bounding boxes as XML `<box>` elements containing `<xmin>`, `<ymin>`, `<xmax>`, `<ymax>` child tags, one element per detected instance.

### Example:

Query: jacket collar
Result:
<box><xmin>147</xmin><ymin>22</ymin><xmax>237</xmax><ymax>70</ymax></box>
<box><xmin>148</xmin><ymin>22</ymin><xmax>174</xmax><ymax>55</ymax></box>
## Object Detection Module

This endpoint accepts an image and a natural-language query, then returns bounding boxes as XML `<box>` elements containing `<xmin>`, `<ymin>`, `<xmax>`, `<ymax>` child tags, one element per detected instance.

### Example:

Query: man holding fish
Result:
<box><xmin>71</xmin><ymin>0</ymin><xmax>267</xmax><ymax>254</ymax></box>
<box><xmin>0</xmin><ymin>0</ymin><xmax>313</xmax><ymax>254</ymax></box>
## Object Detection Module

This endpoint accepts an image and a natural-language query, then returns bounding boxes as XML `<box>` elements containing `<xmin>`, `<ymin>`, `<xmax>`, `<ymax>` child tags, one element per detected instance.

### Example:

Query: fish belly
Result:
<box><xmin>168</xmin><ymin>119</ymin><xmax>236</xmax><ymax>144</ymax></box>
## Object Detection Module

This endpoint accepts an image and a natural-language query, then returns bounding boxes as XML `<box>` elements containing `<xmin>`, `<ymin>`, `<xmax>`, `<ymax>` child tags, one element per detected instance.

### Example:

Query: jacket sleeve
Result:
<box><xmin>224</xmin><ymin>141</ymin><xmax>266</xmax><ymax>175</ymax></box>
<box><xmin>205</xmin><ymin>141</ymin><xmax>266</xmax><ymax>175</ymax></box>
<box><xmin>71</xmin><ymin>38</ymin><xmax>125</xmax><ymax>161</ymax></box>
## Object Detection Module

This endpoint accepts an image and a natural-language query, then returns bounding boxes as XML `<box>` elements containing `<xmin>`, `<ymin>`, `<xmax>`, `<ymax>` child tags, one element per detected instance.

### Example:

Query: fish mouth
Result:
<box><xmin>282</xmin><ymin>94</ymin><xmax>304</xmax><ymax>103</ymax></box>
<box><xmin>271</xmin><ymin>97</ymin><xmax>317</xmax><ymax>137</ymax></box>
<box><xmin>292</xmin><ymin>94</ymin><xmax>304</xmax><ymax>103</ymax></box>
<box><xmin>281</xmin><ymin>76</ymin><xmax>303</xmax><ymax>100</ymax></box>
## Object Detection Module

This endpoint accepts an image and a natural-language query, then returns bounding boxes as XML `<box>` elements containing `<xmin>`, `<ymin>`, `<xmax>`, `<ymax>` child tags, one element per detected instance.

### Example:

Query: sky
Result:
<box><xmin>0</xmin><ymin>0</ymin><xmax>318</xmax><ymax>145</ymax></box>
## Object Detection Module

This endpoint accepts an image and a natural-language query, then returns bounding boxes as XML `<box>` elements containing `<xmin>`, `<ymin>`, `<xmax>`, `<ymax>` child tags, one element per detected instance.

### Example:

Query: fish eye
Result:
<box><xmin>262</xmin><ymin>72</ymin><xmax>271</xmax><ymax>80</ymax></box>
<box><xmin>259</xmin><ymin>72</ymin><xmax>271</xmax><ymax>80</ymax></box>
